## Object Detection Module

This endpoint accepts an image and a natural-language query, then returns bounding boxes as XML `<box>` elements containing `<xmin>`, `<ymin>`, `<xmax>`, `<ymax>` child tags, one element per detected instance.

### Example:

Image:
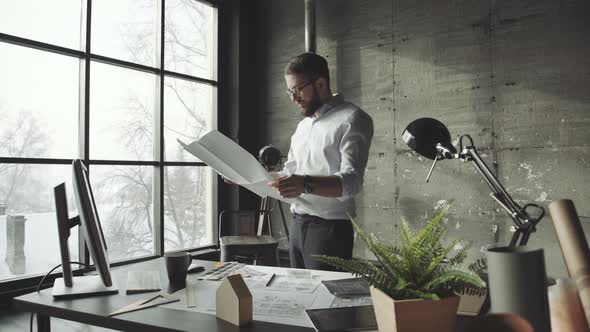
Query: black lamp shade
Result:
<box><xmin>402</xmin><ymin>118</ymin><xmax>454</xmax><ymax>160</ymax></box>
<box><xmin>258</xmin><ymin>145</ymin><xmax>283</xmax><ymax>169</ymax></box>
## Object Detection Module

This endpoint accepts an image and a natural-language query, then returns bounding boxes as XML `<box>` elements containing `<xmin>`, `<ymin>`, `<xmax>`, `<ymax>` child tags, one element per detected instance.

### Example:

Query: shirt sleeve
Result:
<box><xmin>334</xmin><ymin>110</ymin><xmax>374</xmax><ymax>200</ymax></box>
<box><xmin>278</xmin><ymin>136</ymin><xmax>298</xmax><ymax>178</ymax></box>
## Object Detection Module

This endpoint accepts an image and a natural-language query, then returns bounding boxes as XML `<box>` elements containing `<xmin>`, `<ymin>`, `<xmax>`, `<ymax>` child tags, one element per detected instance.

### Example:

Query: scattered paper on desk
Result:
<box><xmin>264</xmin><ymin>270</ymin><xmax>322</xmax><ymax>293</ymax></box>
<box><xmin>288</xmin><ymin>269</ymin><xmax>312</xmax><ymax>278</ymax></box>
<box><xmin>125</xmin><ymin>270</ymin><xmax>161</xmax><ymax>294</ymax></box>
<box><xmin>163</xmin><ymin>280</ymin><xmax>318</xmax><ymax>327</ymax></box>
<box><xmin>239</xmin><ymin>266</ymin><xmax>267</xmax><ymax>277</ymax></box>
<box><xmin>244</xmin><ymin>274</ymin><xmax>275</xmax><ymax>290</ymax></box>
<box><xmin>177</xmin><ymin>130</ymin><xmax>313</xmax><ymax>210</ymax></box>
<box><xmin>199</xmin><ymin>261</ymin><xmax>245</xmax><ymax>280</ymax></box>
<box><xmin>197</xmin><ymin>262</ymin><xmax>267</xmax><ymax>281</ymax></box>
<box><xmin>254</xmin><ymin>291</ymin><xmax>317</xmax><ymax>318</ymax></box>
<box><xmin>330</xmin><ymin>295</ymin><xmax>373</xmax><ymax>308</ymax></box>
<box><xmin>185</xmin><ymin>280</ymin><xmax>217</xmax><ymax>311</ymax></box>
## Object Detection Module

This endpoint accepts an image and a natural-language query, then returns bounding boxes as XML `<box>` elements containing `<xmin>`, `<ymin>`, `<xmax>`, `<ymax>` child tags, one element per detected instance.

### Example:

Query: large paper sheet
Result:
<box><xmin>163</xmin><ymin>280</ymin><xmax>318</xmax><ymax>327</ymax></box>
<box><xmin>264</xmin><ymin>270</ymin><xmax>322</xmax><ymax>294</ymax></box>
<box><xmin>178</xmin><ymin>130</ymin><xmax>312</xmax><ymax>209</ymax></box>
<box><xmin>161</xmin><ymin>266</ymin><xmax>363</xmax><ymax>328</ymax></box>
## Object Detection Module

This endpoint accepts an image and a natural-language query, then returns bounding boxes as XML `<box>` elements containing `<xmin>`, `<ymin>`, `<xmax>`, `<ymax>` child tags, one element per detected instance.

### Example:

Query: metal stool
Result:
<box><xmin>218</xmin><ymin>210</ymin><xmax>279</xmax><ymax>266</ymax></box>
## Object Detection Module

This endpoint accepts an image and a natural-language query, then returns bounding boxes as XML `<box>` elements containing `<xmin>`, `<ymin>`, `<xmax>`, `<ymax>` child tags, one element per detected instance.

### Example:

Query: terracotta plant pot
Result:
<box><xmin>370</xmin><ymin>286</ymin><xmax>460</xmax><ymax>332</ymax></box>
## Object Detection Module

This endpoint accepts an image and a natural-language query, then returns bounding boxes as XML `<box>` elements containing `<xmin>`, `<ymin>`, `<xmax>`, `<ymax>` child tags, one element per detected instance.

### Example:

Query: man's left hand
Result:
<box><xmin>269</xmin><ymin>175</ymin><xmax>305</xmax><ymax>198</ymax></box>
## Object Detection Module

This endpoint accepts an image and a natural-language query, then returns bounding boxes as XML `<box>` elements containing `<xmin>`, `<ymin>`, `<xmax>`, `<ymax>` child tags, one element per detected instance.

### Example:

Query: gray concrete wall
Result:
<box><xmin>254</xmin><ymin>0</ymin><xmax>590</xmax><ymax>277</ymax></box>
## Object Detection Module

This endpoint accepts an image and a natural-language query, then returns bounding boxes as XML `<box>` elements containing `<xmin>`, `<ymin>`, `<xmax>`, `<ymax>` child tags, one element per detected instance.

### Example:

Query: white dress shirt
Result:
<box><xmin>280</xmin><ymin>94</ymin><xmax>374</xmax><ymax>220</ymax></box>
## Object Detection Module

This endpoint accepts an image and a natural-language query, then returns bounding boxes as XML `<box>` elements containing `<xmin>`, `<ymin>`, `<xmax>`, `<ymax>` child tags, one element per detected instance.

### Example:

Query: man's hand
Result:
<box><xmin>269</xmin><ymin>175</ymin><xmax>305</xmax><ymax>198</ymax></box>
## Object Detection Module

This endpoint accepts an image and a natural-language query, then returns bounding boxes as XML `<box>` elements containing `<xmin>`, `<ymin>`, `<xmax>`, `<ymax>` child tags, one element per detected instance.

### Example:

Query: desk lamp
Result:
<box><xmin>257</xmin><ymin>144</ymin><xmax>289</xmax><ymax>239</ymax></box>
<box><xmin>401</xmin><ymin>118</ymin><xmax>545</xmax><ymax>246</ymax></box>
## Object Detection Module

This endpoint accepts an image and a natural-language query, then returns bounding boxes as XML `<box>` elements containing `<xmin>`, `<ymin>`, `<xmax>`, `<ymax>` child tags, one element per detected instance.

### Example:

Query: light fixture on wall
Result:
<box><xmin>401</xmin><ymin>118</ymin><xmax>545</xmax><ymax>246</ymax></box>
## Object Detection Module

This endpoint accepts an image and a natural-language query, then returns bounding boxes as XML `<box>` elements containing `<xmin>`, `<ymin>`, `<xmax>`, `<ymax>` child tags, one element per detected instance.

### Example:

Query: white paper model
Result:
<box><xmin>216</xmin><ymin>274</ymin><xmax>253</xmax><ymax>326</ymax></box>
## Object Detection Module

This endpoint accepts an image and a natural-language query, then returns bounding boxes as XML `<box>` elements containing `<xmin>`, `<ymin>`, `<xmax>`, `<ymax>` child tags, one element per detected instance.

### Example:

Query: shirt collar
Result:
<box><xmin>314</xmin><ymin>93</ymin><xmax>345</xmax><ymax>119</ymax></box>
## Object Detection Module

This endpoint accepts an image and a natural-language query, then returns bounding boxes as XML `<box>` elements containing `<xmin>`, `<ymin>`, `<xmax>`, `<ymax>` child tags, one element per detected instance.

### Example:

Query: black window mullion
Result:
<box><xmin>0</xmin><ymin>32</ymin><xmax>84</xmax><ymax>59</ymax></box>
<box><xmin>154</xmin><ymin>0</ymin><xmax>166</xmax><ymax>256</ymax></box>
<box><xmin>90</xmin><ymin>53</ymin><xmax>160</xmax><ymax>76</ymax></box>
<box><xmin>163</xmin><ymin>69</ymin><xmax>217</xmax><ymax>86</ymax></box>
<box><xmin>76</xmin><ymin>0</ymin><xmax>94</xmax><ymax>271</ymax></box>
<box><xmin>0</xmin><ymin>157</ymin><xmax>73</xmax><ymax>165</ymax></box>
<box><xmin>87</xmin><ymin>160</ymin><xmax>159</xmax><ymax>166</ymax></box>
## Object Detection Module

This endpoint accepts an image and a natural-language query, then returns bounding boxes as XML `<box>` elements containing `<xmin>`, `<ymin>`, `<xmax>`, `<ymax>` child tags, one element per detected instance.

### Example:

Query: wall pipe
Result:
<box><xmin>305</xmin><ymin>0</ymin><xmax>316</xmax><ymax>53</ymax></box>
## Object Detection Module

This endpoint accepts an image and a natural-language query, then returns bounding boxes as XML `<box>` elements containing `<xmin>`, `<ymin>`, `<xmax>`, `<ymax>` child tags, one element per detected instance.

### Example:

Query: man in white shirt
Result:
<box><xmin>269</xmin><ymin>53</ymin><xmax>373</xmax><ymax>270</ymax></box>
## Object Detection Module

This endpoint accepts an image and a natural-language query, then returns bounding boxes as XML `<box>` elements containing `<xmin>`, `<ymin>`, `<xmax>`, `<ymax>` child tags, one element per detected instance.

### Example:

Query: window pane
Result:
<box><xmin>90</xmin><ymin>165</ymin><xmax>154</xmax><ymax>262</ymax></box>
<box><xmin>92</xmin><ymin>0</ymin><xmax>157</xmax><ymax>66</ymax></box>
<box><xmin>0</xmin><ymin>0</ymin><xmax>82</xmax><ymax>50</ymax></box>
<box><xmin>165</xmin><ymin>0</ymin><xmax>216</xmax><ymax>79</ymax></box>
<box><xmin>0</xmin><ymin>165</ymin><xmax>78</xmax><ymax>281</ymax></box>
<box><xmin>164</xmin><ymin>166</ymin><xmax>213</xmax><ymax>251</ymax></box>
<box><xmin>0</xmin><ymin>43</ymin><xmax>79</xmax><ymax>159</ymax></box>
<box><xmin>90</xmin><ymin>62</ymin><xmax>155</xmax><ymax>161</ymax></box>
<box><xmin>164</xmin><ymin>77</ymin><xmax>215</xmax><ymax>161</ymax></box>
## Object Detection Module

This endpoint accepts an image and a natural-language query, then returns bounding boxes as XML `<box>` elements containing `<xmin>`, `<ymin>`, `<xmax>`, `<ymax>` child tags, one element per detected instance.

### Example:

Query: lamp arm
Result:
<box><xmin>461</xmin><ymin>147</ymin><xmax>522</xmax><ymax>220</ymax></box>
<box><xmin>457</xmin><ymin>145</ymin><xmax>544</xmax><ymax>246</ymax></box>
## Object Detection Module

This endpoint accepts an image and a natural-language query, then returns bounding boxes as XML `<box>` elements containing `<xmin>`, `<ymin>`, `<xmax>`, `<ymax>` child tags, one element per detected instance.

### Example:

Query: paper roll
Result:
<box><xmin>549</xmin><ymin>199</ymin><xmax>590</xmax><ymax>325</ymax></box>
<box><xmin>548</xmin><ymin>278</ymin><xmax>589</xmax><ymax>332</ymax></box>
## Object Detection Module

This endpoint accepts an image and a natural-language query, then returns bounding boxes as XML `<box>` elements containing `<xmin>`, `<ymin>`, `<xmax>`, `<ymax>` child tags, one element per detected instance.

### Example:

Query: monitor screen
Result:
<box><xmin>72</xmin><ymin>159</ymin><xmax>113</xmax><ymax>287</ymax></box>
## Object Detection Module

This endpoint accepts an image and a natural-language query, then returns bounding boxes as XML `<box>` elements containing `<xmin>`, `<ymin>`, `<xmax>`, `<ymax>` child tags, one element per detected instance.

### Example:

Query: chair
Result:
<box><xmin>218</xmin><ymin>210</ymin><xmax>279</xmax><ymax>266</ymax></box>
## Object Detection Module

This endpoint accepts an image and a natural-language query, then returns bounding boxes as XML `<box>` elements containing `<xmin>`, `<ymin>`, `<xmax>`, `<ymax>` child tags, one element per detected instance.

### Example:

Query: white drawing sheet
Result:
<box><xmin>253</xmin><ymin>290</ymin><xmax>317</xmax><ymax>318</ymax></box>
<box><xmin>163</xmin><ymin>280</ymin><xmax>318</xmax><ymax>327</ymax></box>
<box><xmin>177</xmin><ymin>130</ymin><xmax>312</xmax><ymax>209</ymax></box>
<box><xmin>265</xmin><ymin>271</ymin><xmax>322</xmax><ymax>294</ymax></box>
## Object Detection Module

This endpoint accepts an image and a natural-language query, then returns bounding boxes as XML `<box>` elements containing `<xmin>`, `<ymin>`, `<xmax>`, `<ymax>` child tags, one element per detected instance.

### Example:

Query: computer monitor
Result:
<box><xmin>52</xmin><ymin>159</ymin><xmax>118</xmax><ymax>297</ymax></box>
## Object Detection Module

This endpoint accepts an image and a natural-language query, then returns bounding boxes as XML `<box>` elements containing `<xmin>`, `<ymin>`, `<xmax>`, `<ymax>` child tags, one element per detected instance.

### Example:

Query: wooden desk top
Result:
<box><xmin>12</xmin><ymin>258</ymin><xmax>313</xmax><ymax>332</ymax></box>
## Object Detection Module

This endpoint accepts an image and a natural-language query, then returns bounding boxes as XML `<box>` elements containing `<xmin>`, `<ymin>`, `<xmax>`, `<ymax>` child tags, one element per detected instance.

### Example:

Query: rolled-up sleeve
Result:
<box><xmin>278</xmin><ymin>138</ymin><xmax>297</xmax><ymax>178</ymax></box>
<box><xmin>334</xmin><ymin>110</ymin><xmax>374</xmax><ymax>200</ymax></box>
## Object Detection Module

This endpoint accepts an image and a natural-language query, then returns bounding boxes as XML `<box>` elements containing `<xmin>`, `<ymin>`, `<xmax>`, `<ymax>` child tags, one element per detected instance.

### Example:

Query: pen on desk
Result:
<box><xmin>265</xmin><ymin>273</ymin><xmax>276</xmax><ymax>287</ymax></box>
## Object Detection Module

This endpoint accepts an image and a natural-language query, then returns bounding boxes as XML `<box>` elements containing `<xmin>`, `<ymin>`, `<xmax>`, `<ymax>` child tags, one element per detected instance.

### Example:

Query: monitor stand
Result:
<box><xmin>53</xmin><ymin>183</ymin><xmax>119</xmax><ymax>298</ymax></box>
<box><xmin>52</xmin><ymin>276</ymin><xmax>118</xmax><ymax>298</ymax></box>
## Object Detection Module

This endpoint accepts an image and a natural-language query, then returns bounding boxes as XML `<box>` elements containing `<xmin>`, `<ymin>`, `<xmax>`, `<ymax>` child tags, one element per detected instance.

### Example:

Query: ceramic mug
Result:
<box><xmin>164</xmin><ymin>251</ymin><xmax>192</xmax><ymax>283</ymax></box>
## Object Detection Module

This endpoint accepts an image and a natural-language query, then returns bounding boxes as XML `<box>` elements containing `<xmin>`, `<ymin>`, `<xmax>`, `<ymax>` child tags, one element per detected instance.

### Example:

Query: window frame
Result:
<box><xmin>0</xmin><ymin>0</ymin><xmax>219</xmax><ymax>294</ymax></box>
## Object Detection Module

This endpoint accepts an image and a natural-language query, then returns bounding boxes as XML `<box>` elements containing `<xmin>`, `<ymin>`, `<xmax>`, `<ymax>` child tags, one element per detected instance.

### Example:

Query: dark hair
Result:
<box><xmin>284</xmin><ymin>52</ymin><xmax>330</xmax><ymax>85</ymax></box>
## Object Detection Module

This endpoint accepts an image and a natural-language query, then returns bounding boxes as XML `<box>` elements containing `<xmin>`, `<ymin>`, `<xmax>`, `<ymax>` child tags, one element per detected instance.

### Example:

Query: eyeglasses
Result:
<box><xmin>285</xmin><ymin>78</ymin><xmax>316</xmax><ymax>99</ymax></box>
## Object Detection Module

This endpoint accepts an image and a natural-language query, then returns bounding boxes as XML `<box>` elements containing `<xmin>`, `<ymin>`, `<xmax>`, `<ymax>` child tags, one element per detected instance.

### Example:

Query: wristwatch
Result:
<box><xmin>303</xmin><ymin>175</ymin><xmax>314</xmax><ymax>194</ymax></box>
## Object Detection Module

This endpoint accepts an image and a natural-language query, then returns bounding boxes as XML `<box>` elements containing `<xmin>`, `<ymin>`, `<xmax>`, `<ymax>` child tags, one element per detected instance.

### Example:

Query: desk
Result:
<box><xmin>11</xmin><ymin>258</ymin><xmax>351</xmax><ymax>332</ymax></box>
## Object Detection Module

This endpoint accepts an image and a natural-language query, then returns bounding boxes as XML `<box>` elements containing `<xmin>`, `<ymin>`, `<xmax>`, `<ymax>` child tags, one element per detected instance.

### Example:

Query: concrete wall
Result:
<box><xmin>252</xmin><ymin>0</ymin><xmax>590</xmax><ymax>277</ymax></box>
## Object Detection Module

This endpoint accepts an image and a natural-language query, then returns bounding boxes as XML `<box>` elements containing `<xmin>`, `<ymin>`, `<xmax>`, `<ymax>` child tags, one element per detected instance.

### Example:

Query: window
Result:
<box><xmin>0</xmin><ymin>0</ymin><xmax>218</xmax><ymax>284</ymax></box>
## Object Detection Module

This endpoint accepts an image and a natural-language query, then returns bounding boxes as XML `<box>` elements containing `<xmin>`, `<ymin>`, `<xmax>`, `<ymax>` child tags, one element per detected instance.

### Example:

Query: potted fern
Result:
<box><xmin>317</xmin><ymin>203</ymin><xmax>485</xmax><ymax>332</ymax></box>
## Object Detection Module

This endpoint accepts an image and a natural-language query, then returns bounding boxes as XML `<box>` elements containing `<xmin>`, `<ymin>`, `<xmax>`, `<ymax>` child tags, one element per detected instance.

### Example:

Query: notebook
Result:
<box><xmin>305</xmin><ymin>305</ymin><xmax>377</xmax><ymax>332</ymax></box>
<box><xmin>456</xmin><ymin>287</ymin><xmax>487</xmax><ymax>316</ymax></box>
<box><xmin>126</xmin><ymin>270</ymin><xmax>162</xmax><ymax>294</ymax></box>
<box><xmin>321</xmin><ymin>278</ymin><xmax>370</xmax><ymax>296</ymax></box>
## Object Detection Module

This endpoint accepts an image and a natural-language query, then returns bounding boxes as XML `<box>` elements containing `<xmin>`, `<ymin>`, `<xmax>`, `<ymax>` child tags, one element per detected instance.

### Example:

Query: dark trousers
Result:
<box><xmin>289</xmin><ymin>213</ymin><xmax>354</xmax><ymax>271</ymax></box>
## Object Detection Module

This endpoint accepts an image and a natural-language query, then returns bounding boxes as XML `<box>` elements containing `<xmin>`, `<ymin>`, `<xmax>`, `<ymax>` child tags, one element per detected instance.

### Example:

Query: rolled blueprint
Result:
<box><xmin>548</xmin><ymin>278</ymin><xmax>589</xmax><ymax>332</ymax></box>
<box><xmin>549</xmin><ymin>199</ymin><xmax>590</xmax><ymax>324</ymax></box>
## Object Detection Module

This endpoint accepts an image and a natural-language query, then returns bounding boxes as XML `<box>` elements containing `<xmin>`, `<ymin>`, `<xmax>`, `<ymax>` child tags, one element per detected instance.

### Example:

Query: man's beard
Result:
<box><xmin>301</xmin><ymin>87</ymin><xmax>323</xmax><ymax>117</ymax></box>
